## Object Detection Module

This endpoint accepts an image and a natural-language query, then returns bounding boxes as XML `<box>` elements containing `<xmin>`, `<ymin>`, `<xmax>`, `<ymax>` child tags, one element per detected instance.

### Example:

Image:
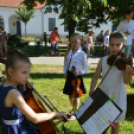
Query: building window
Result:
<box><xmin>64</xmin><ymin>24</ymin><xmax>68</xmax><ymax>32</ymax></box>
<box><xmin>49</xmin><ymin>18</ymin><xmax>56</xmax><ymax>31</ymax></box>
<box><xmin>0</xmin><ymin>19</ymin><xmax>4</xmax><ymax>28</ymax></box>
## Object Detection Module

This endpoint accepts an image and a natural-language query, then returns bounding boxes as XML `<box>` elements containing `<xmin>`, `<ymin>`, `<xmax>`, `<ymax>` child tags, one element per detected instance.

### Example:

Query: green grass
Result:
<box><xmin>0</xmin><ymin>65</ymin><xmax>134</xmax><ymax>134</ymax></box>
<box><xmin>21</xmin><ymin>45</ymin><xmax>67</xmax><ymax>56</ymax></box>
<box><xmin>21</xmin><ymin>45</ymin><xmax>51</xmax><ymax>56</ymax></box>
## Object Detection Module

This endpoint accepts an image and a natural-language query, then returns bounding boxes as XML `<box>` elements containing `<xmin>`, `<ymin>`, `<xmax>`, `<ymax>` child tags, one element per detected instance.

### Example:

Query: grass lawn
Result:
<box><xmin>20</xmin><ymin>45</ymin><xmax>67</xmax><ymax>56</ymax></box>
<box><xmin>0</xmin><ymin>64</ymin><xmax>134</xmax><ymax>134</ymax></box>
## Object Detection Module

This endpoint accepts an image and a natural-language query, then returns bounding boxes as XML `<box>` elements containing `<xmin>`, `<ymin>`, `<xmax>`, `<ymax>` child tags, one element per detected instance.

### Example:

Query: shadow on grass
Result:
<box><xmin>30</xmin><ymin>72</ymin><xmax>97</xmax><ymax>79</ymax></box>
<box><xmin>126</xmin><ymin>93</ymin><xmax>134</xmax><ymax>121</ymax></box>
<box><xmin>21</xmin><ymin>45</ymin><xmax>51</xmax><ymax>57</ymax></box>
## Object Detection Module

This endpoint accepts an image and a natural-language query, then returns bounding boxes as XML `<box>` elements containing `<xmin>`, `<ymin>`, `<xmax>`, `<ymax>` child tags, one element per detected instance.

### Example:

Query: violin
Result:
<box><xmin>0</xmin><ymin>57</ymin><xmax>66</xmax><ymax>134</ymax></box>
<box><xmin>107</xmin><ymin>52</ymin><xmax>133</xmax><ymax>70</ymax></box>
<box><xmin>71</xmin><ymin>66</ymin><xmax>83</xmax><ymax>98</ymax></box>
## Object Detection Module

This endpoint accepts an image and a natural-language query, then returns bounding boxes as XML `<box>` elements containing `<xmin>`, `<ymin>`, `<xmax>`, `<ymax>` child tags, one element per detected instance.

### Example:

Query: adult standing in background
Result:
<box><xmin>82</xmin><ymin>30</ymin><xmax>95</xmax><ymax>58</ymax></box>
<box><xmin>116</xmin><ymin>8</ymin><xmax>134</xmax><ymax>58</ymax></box>
<box><xmin>0</xmin><ymin>26</ymin><xmax>8</xmax><ymax>56</ymax></box>
<box><xmin>103</xmin><ymin>29</ymin><xmax>110</xmax><ymax>56</ymax></box>
<box><xmin>49</xmin><ymin>27</ymin><xmax>63</xmax><ymax>56</ymax></box>
<box><xmin>81</xmin><ymin>35</ymin><xmax>87</xmax><ymax>48</ymax></box>
<box><xmin>43</xmin><ymin>32</ymin><xmax>47</xmax><ymax>46</ymax></box>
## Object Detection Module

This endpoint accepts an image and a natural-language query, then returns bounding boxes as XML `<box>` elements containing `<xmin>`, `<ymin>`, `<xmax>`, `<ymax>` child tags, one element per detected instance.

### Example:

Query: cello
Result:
<box><xmin>0</xmin><ymin>57</ymin><xmax>67</xmax><ymax>134</ymax></box>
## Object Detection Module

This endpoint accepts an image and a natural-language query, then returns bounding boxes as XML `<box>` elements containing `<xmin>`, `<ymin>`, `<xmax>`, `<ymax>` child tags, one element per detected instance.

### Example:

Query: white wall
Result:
<box><xmin>43</xmin><ymin>11</ymin><xmax>68</xmax><ymax>37</ymax></box>
<box><xmin>8</xmin><ymin>15</ymin><xmax>17</xmax><ymax>34</ymax></box>
<box><xmin>0</xmin><ymin>7</ymin><xmax>43</xmax><ymax>37</ymax></box>
<box><xmin>0</xmin><ymin>6</ymin><xmax>113</xmax><ymax>38</ymax></box>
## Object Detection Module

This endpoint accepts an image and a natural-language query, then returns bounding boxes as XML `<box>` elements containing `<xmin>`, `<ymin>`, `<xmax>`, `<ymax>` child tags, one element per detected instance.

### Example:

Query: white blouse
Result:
<box><xmin>116</xmin><ymin>19</ymin><xmax>134</xmax><ymax>45</ymax></box>
<box><xmin>64</xmin><ymin>48</ymin><xmax>88</xmax><ymax>74</ymax></box>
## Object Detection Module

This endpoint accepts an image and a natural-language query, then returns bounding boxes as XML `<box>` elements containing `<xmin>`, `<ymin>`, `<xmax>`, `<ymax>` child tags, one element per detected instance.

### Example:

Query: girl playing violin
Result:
<box><xmin>63</xmin><ymin>33</ymin><xmax>88</xmax><ymax>120</ymax></box>
<box><xmin>89</xmin><ymin>31</ymin><xmax>133</xmax><ymax>134</ymax></box>
<box><xmin>0</xmin><ymin>48</ymin><xmax>68</xmax><ymax>134</ymax></box>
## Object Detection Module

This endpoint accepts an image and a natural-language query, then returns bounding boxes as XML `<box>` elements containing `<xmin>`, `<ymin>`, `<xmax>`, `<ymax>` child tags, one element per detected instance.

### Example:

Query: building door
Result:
<box><xmin>17</xmin><ymin>21</ymin><xmax>21</xmax><ymax>35</ymax></box>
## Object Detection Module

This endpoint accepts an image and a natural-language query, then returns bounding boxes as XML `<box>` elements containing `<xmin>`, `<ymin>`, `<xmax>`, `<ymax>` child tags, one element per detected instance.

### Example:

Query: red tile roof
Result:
<box><xmin>0</xmin><ymin>0</ymin><xmax>45</xmax><ymax>8</ymax></box>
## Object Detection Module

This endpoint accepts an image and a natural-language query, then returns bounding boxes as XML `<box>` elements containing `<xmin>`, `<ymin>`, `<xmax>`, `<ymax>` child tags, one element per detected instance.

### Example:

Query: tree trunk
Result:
<box><xmin>69</xmin><ymin>19</ymin><xmax>77</xmax><ymax>41</ymax></box>
<box><xmin>25</xmin><ymin>24</ymin><xmax>26</xmax><ymax>38</ymax></box>
<box><xmin>68</xmin><ymin>0</ymin><xmax>77</xmax><ymax>41</ymax></box>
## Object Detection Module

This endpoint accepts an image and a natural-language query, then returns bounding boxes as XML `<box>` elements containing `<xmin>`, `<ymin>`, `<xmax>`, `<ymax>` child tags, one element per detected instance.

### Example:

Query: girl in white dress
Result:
<box><xmin>89</xmin><ymin>31</ymin><xmax>133</xmax><ymax>134</ymax></box>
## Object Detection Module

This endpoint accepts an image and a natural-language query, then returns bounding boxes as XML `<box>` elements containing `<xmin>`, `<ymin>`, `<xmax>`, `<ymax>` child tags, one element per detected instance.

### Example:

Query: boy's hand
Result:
<box><xmin>126</xmin><ymin>65</ymin><xmax>133</xmax><ymax>75</ymax></box>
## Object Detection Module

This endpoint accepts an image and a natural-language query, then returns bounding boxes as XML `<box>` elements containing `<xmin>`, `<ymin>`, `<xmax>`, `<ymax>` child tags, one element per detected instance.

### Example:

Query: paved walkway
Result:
<box><xmin>29</xmin><ymin>56</ymin><xmax>100</xmax><ymax>66</ymax></box>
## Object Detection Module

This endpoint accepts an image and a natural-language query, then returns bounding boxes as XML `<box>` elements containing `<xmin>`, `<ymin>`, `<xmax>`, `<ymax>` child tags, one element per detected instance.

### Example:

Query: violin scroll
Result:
<box><xmin>107</xmin><ymin>52</ymin><xmax>133</xmax><ymax>70</ymax></box>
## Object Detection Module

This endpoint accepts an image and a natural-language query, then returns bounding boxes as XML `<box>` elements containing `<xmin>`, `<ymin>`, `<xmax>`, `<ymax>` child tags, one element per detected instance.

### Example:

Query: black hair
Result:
<box><xmin>125</xmin><ymin>8</ymin><xmax>133</xmax><ymax>15</ymax></box>
<box><xmin>54</xmin><ymin>27</ymin><xmax>58</xmax><ymax>31</ymax></box>
<box><xmin>0</xmin><ymin>26</ymin><xmax>3</xmax><ymax>30</ymax></box>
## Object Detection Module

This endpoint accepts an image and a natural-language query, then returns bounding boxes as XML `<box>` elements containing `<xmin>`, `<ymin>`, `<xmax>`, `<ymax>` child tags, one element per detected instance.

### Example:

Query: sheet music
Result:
<box><xmin>75</xmin><ymin>97</ymin><xmax>93</xmax><ymax>118</ymax></box>
<box><xmin>81</xmin><ymin>101</ymin><xmax>121</xmax><ymax>134</ymax></box>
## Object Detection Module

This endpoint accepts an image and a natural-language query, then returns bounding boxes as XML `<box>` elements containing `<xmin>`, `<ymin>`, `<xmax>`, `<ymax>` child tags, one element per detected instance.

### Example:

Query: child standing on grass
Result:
<box><xmin>82</xmin><ymin>30</ymin><xmax>95</xmax><ymax>58</ymax></box>
<box><xmin>89</xmin><ymin>31</ymin><xmax>133</xmax><ymax>134</ymax></box>
<box><xmin>0</xmin><ymin>48</ymin><xmax>68</xmax><ymax>134</ymax></box>
<box><xmin>63</xmin><ymin>33</ymin><xmax>88</xmax><ymax>120</ymax></box>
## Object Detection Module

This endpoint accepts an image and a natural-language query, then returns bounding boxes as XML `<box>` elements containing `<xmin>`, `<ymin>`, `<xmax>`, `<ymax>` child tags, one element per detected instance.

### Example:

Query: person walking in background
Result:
<box><xmin>103</xmin><ymin>29</ymin><xmax>111</xmax><ymax>56</ymax></box>
<box><xmin>116</xmin><ymin>8</ymin><xmax>134</xmax><ymax>58</ymax></box>
<box><xmin>82</xmin><ymin>30</ymin><xmax>95</xmax><ymax>58</ymax></box>
<box><xmin>81</xmin><ymin>35</ymin><xmax>87</xmax><ymax>48</ymax></box>
<box><xmin>49</xmin><ymin>27</ymin><xmax>63</xmax><ymax>56</ymax></box>
<box><xmin>43</xmin><ymin>32</ymin><xmax>47</xmax><ymax>46</ymax></box>
<box><xmin>0</xmin><ymin>26</ymin><xmax>8</xmax><ymax>57</ymax></box>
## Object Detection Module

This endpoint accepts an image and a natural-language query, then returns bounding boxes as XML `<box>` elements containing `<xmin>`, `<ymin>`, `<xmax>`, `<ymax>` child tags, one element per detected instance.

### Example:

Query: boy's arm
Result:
<box><xmin>123</xmin><ymin>65</ymin><xmax>133</xmax><ymax>84</ymax></box>
<box><xmin>89</xmin><ymin>58</ymin><xmax>102</xmax><ymax>95</ymax></box>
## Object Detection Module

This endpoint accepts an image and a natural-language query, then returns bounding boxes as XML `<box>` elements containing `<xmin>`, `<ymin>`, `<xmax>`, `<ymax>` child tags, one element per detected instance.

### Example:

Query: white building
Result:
<box><xmin>0</xmin><ymin>0</ymin><xmax>114</xmax><ymax>38</ymax></box>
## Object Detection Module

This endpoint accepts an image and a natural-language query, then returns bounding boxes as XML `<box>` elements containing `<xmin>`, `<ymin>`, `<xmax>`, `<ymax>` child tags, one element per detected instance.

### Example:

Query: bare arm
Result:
<box><xmin>123</xmin><ymin>65</ymin><xmax>133</xmax><ymax>84</ymax></box>
<box><xmin>89</xmin><ymin>58</ymin><xmax>102</xmax><ymax>95</ymax></box>
<box><xmin>88</xmin><ymin>37</ymin><xmax>92</xmax><ymax>44</ymax></box>
<box><xmin>6</xmin><ymin>89</ymin><xmax>67</xmax><ymax>124</ymax></box>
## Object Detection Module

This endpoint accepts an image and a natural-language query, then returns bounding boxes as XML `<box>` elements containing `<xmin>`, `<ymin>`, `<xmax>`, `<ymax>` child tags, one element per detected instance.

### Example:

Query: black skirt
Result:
<box><xmin>63</xmin><ymin>71</ymin><xmax>86</xmax><ymax>95</ymax></box>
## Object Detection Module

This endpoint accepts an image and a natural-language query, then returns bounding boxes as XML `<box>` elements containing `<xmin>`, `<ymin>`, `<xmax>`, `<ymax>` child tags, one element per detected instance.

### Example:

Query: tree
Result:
<box><xmin>15</xmin><ymin>6</ymin><xmax>36</xmax><ymax>37</ymax></box>
<box><xmin>22</xmin><ymin>0</ymin><xmax>134</xmax><ymax>38</ymax></box>
<box><xmin>107</xmin><ymin>0</ymin><xmax>134</xmax><ymax>27</ymax></box>
<box><xmin>44</xmin><ymin>0</ymin><xmax>109</xmax><ymax>38</ymax></box>
<box><xmin>22</xmin><ymin>0</ymin><xmax>108</xmax><ymax>38</ymax></box>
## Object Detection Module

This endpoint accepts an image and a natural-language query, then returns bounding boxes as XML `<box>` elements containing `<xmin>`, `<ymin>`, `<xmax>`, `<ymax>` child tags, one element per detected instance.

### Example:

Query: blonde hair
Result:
<box><xmin>89</xmin><ymin>30</ymin><xmax>95</xmax><ymax>36</ymax></box>
<box><xmin>107</xmin><ymin>29</ymin><xmax>110</xmax><ymax>32</ymax></box>
<box><xmin>64</xmin><ymin>33</ymin><xmax>80</xmax><ymax>60</ymax></box>
<box><xmin>109</xmin><ymin>31</ymin><xmax>127</xmax><ymax>42</ymax></box>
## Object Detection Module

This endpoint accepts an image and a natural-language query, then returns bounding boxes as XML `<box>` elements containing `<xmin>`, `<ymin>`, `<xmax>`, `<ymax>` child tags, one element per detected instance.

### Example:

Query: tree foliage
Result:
<box><xmin>15</xmin><ymin>6</ymin><xmax>36</xmax><ymax>37</ymax></box>
<box><xmin>22</xmin><ymin>0</ymin><xmax>134</xmax><ymax>36</ymax></box>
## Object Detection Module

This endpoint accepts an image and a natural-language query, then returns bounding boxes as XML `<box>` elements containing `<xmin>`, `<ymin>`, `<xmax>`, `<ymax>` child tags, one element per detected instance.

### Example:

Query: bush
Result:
<box><xmin>7</xmin><ymin>33</ymin><xmax>28</xmax><ymax>48</ymax></box>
